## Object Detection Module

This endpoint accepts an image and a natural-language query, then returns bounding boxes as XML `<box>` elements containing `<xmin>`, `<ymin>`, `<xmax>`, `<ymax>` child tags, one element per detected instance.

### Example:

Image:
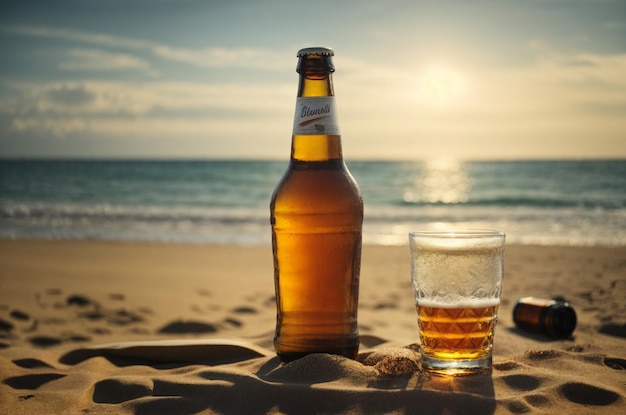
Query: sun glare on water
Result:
<box><xmin>404</xmin><ymin>158</ymin><xmax>472</xmax><ymax>204</ymax></box>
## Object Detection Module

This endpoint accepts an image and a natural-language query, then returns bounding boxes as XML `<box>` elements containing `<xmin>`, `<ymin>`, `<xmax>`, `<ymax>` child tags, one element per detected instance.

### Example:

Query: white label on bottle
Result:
<box><xmin>292</xmin><ymin>96</ymin><xmax>340</xmax><ymax>135</ymax></box>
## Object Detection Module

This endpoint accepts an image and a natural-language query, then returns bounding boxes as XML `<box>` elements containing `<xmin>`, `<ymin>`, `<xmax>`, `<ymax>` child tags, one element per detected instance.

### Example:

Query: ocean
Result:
<box><xmin>1</xmin><ymin>159</ymin><xmax>624</xmax><ymax>246</ymax></box>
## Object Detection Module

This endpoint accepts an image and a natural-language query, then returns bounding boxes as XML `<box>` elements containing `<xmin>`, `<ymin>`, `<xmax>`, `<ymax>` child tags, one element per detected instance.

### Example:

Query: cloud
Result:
<box><xmin>0</xmin><ymin>81</ymin><xmax>293</xmax><ymax>119</ymax></box>
<box><xmin>7</xmin><ymin>25</ymin><xmax>152</xmax><ymax>50</ymax></box>
<box><xmin>476</xmin><ymin>51</ymin><xmax>626</xmax><ymax>118</ymax></box>
<box><xmin>45</xmin><ymin>84</ymin><xmax>95</xmax><ymax>107</ymax></box>
<box><xmin>334</xmin><ymin>48</ymin><xmax>626</xmax><ymax>158</ymax></box>
<box><xmin>152</xmin><ymin>46</ymin><xmax>290</xmax><ymax>70</ymax></box>
<box><xmin>1</xmin><ymin>79</ymin><xmax>295</xmax><ymax>152</ymax></box>
<box><xmin>1</xmin><ymin>31</ymin><xmax>624</xmax><ymax>159</ymax></box>
<box><xmin>58</xmin><ymin>49</ymin><xmax>156</xmax><ymax>74</ymax></box>
<box><xmin>5</xmin><ymin>25</ymin><xmax>291</xmax><ymax>71</ymax></box>
<box><xmin>11</xmin><ymin>117</ymin><xmax>88</xmax><ymax>138</ymax></box>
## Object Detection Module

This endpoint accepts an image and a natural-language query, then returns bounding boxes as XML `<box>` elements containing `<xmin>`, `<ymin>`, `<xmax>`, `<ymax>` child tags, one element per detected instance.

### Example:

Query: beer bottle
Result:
<box><xmin>513</xmin><ymin>297</ymin><xmax>577</xmax><ymax>338</ymax></box>
<box><xmin>270</xmin><ymin>47</ymin><xmax>363</xmax><ymax>361</ymax></box>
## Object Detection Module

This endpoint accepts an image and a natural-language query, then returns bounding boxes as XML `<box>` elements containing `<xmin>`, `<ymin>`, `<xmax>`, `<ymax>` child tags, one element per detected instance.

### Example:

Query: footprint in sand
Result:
<box><xmin>68</xmin><ymin>294</ymin><xmax>145</xmax><ymax>326</ymax></box>
<box><xmin>1</xmin><ymin>309</ymin><xmax>33</xmax><ymax>331</ymax></box>
<box><xmin>496</xmin><ymin>370</ymin><xmax>548</xmax><ymax>413</ymax></box>
<box><xmin>28</xmin><ymin>333</ymin><xmax>91</xmax><ymax>347</ymax></box>
<box><xmin>501</xmin><ymin>374</ymin><xmax>541</xmax><ymax>391</ymax></box>
<box><xmin>4</xmin><ymin>373</ymin><xmax>66</xmax><ymax>390</ymax></box>
<box><xmin>494</xmin><ymin>361</ymin><xmax>550</xmax><ymax>412</ymax></box>
<box><xmin>28</xmin><ymin>335</ymin><xmax>63</xmax><ymax>347</ymax></box>
<box><xmin>373</xmin><ymin>302</ymin><xmax>398</xmax><ymax>310</ymax></box>
<box><xmin>506</xmin><ymin>350</ymin><xmax>625</xmax><ymax>412</ymax></box>
<box><xmin>0</xmin><ymin>318</ymin><xmax>14</xmax><ymax>331</ymax></box>
<box><xmin>504</xmin><ymin>400</ymin><xmax>533</xmax><ymax>414</ymax></box>
<box><xmin>223</xmin><ymin>318</ymin><xmax>242</xmax><ymax>328</ymax></box>
<box><xmin>599</xmin><ymin>322</ymin><xmax>626</xmax><ymax>338</ymax></box>
<box><xmin>523</xmin><ymin>393</ymin><xmax>551</xmax><ymax>408</ymax></box>
<box><xmin>524</xmin><ymin>349</ymin><xmax>562</xmax><ymax>360</ymax></box>
<box><xmin>604</xmin><ymin>357</ymin><xmax>626</xmax><ymax>370</ymax></box>
<box><xmin>221</xmin><ymin>306</ymin><xmax>260</xmax><ymax>329</ymax></box>
<box><xmin>12</xmin><ymin>358</ymin><xmax>54</xmax><ymax>369</ymax></box>
<box><xmin>92</xmin><ymin>376</ymin><xmax>153</xmax><ymax>404</ymax></box>
<box><xmin>157</xmin><ymin>320</ymin><xmax>218</xmax><ymax>334</ymax></box>
<box><xmin>493</xmin><ymin>361</ymin><xmax>522</xmax><ymax>371</ymax></box>
<box><xmin>10</xmin><ymin>309</ymin><xmax>30</xmax><ymax>321</ymax></box>
<box><xmin>67</xmin><ymin>294</ymin><xmax>95</xmax><ymax>307</ymax></box>
<box><xmin>559</xmin><ymin>382</ymin><xmax>621</xmax><ymax>406</ymax></box>
<box><xmin>232</xmin><ymin>306</ymin><xmax>257</xmax><ymax>314</ymax></box>
<box><xmin>107</xmin><ymin>309</ymin><xmax>145</xmax><ymax>326</ymax></box>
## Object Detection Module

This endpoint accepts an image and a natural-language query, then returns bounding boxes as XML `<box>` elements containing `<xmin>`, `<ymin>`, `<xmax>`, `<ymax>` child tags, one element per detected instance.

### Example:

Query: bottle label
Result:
<box><xmin>292</xmin><ymin>97</ymin><xmax>340</xmax><ymax>135</ymax></box>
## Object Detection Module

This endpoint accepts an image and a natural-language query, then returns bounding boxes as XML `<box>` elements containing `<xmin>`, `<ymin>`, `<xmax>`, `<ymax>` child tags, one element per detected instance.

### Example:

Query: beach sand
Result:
<box><xmin>0</xmin><ymin>240</ymin><xmax>624</xmax><ymax>414</ymax></box>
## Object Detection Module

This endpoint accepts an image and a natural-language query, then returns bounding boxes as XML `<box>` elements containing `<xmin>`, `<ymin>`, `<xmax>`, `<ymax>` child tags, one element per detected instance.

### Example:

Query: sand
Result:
<box><xmin>0</xmin><ymin>239</ymin><xmax>624</xmax><ymax>414</ymax></box>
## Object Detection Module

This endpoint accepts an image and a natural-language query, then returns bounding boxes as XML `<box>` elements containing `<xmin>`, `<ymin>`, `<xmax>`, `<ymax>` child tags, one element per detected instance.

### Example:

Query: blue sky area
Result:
<box><xmin>1</xmin><ymin>0</ymin><xmax>625</xmax><ymax>159</ymax></box>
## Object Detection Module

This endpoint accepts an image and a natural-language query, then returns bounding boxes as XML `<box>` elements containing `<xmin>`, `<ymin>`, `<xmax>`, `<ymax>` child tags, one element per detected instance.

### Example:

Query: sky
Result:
<box><xmin>1</xmin><ymin>0</ymin><xmax>625</xmax><ymax>160</ymax></box>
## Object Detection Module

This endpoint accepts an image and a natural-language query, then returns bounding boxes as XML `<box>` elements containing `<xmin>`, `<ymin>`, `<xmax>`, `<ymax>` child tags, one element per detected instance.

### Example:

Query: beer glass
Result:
<box><xmin>409</xmin><ymin>229</ymin><xmax>505</xmax><ymax>375</ymax></box>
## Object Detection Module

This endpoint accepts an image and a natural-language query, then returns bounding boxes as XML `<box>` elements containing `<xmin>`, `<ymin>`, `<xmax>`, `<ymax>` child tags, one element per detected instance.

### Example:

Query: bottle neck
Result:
<box><xmin>291</xmin><ymin>56</ymin><xmax>343</xmax><ymax>162</ymax></box>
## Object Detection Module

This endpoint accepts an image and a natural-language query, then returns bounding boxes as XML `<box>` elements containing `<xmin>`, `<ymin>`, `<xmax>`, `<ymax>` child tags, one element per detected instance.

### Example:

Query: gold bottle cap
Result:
<box><xmin>297</xmin><ymin>47</ymin><xmax>334</xmax><ymax>57</ymax></box>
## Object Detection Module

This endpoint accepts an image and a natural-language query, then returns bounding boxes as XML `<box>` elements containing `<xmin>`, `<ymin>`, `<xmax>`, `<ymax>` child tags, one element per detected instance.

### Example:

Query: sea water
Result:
<box><xmin>1</xmin><ymin>159</ymin><xmax>624</xmax><ymax>246</ymax></box>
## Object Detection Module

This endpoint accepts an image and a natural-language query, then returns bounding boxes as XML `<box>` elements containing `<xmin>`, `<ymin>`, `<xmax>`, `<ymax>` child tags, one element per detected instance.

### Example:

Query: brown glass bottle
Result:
<box><xmin>513</xmin><ymin>297</ymin><xmax>577</xmax><ymax>338</ymax></box>
<box><xmin>270</xmin><ymin>47</ymin><xmax>363</xmax><ymax>362</ymax></box>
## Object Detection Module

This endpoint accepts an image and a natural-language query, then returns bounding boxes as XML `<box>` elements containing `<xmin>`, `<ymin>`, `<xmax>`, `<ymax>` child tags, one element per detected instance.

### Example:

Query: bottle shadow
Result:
<box><xmin>506</xmin><ymin>326</ymin><xmax>576</xmax><ymax>342</ymax></box>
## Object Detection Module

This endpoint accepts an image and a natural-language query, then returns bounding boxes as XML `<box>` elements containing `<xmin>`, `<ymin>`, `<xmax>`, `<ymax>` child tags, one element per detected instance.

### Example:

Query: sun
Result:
<box><xmin>419</xmin><ymin>65</ymin><xmax>467</xmax><ymax>106</ymax></box>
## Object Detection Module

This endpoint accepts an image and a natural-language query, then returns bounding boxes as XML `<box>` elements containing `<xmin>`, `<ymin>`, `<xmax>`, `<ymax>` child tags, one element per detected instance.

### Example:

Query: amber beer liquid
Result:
<box><xmin>417</xmin><ymin>299</ymin><xmax>499</xmax><ymax>361</ymax></box>
<box><xmin>270</xmin><ymin>47</ymin><xmax>363</xmax><ymax>361</ymax></box>
<box><xmin>409</xmin><ymin>229</ymin><xmax>505</xmax><ymax>374</ymax></box>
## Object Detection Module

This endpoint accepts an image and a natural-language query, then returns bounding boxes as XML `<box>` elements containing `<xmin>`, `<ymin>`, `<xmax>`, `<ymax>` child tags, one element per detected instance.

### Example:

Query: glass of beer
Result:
<box><xmin>409</xmin><ymin>229</ymin><xmax>505</xmax><ymax>375</ymax></box>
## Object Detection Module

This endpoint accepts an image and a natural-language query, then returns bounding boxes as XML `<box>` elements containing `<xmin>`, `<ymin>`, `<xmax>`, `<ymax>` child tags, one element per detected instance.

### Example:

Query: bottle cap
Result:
<box><xmin>297</xmin><ymin>47</ymin><xmax>334</xmax><ymax>57</ymax></box>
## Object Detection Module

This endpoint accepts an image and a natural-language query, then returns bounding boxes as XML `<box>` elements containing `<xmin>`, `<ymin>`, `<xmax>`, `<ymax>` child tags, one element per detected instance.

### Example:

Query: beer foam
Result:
<box><xmin>410</xmin><ymin>240</ymin><xmax>504</xmax><ymax>255</ymax></box>
<box><xmin>409</xmin><ymin>230</ymin><xmax>505</xmax><ymax>253</ymax></box>
<box><xmin>417</xmin><ymin>298</ymin><xmax>500</xmax><ymax>309</ymax></box>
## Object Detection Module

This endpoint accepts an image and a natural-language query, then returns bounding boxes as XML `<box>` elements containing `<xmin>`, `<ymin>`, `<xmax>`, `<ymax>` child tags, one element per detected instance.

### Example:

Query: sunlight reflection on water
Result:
<box><xmin>403</xmin><ymin>158</ymin><xmax>472</xmax><ymax>205</ymax></box>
